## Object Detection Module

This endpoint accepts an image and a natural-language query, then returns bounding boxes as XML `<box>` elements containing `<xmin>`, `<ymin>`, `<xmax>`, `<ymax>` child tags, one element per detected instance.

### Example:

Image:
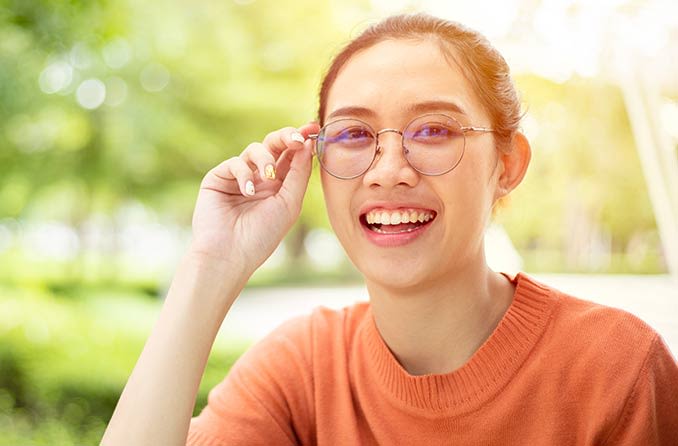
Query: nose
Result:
<box><xmin>362</xmin><ymin>129</ymin><xmax>419</xmax><ymax>188</ymax></box>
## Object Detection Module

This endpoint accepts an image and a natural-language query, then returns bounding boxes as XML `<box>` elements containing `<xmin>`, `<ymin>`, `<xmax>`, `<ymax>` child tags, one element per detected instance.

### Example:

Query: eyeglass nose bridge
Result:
<box><xmin>374</xmin><ymin>128</ymin><xmax>405</xmax><ymax>158</ymax></box>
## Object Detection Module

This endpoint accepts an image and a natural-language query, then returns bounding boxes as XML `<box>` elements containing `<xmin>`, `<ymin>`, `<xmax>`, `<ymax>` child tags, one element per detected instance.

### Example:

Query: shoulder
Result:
<box><xmin>515</xmin><ymin>274</ymin><xmax>678</xmax><ymax>443</ymax></box>
<box><xmin>190</xmin><ymin>305</ymin><xmax>372</xmax><ymax>446</ymax></box>
<box><xmin>235</xmin><ymin>301</ymin><xmax>371</xmax><ymax>370</ymax></box>
<box><xmin>308</xmin><ymin>301</ymin><xmax>371</xmax><ymax>337</ymax></box>
<box><xmin>512</xmin><ymin>273</ymin><xmax>661</xmax><ymax>358</ymax></box>
<box><xmin>218</xmin><ymin>303</ymin><xmax>370</xmax><ymax>417</ymax></box>
<box><xmin>259</xmin><ymin>301</ymin><xmax>370</xmax><ymax>340</ymax></box>
<box><xmin>548</xmin><ymin>282</ymin><xmax>660</xmax><ymax>355</ymax></box>
<box><xmin>518</xmin><ymin>274</ymin><xmax>668</xmax><ymax>393</ymax></box>
<box><xmin>511</xmin><ymin>273</ymin><xmax>658</xmax><ymax>348</ymax></box>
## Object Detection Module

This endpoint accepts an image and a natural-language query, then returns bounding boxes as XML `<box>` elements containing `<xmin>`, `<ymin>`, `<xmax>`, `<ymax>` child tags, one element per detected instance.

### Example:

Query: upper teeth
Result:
<box><xmin>365</xmin><ymin>209</ymin><xmax>434</xmax><ymax>225</ymax></box>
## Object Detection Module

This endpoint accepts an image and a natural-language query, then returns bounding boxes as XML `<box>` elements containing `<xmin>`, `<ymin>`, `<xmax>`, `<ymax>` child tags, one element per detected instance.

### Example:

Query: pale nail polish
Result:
<box><xmin>291</xmin><ymin>132</ymin><xmax>305</xmax><ymax>143</ymax></box>
<box><xmin>264</xmin><ymin>164</ymin><xmax>276</xmax><ymax>180</ymax></box>
<box><xmin>245</xmin><ymin>180</ymin><xmax>255</xmax><ymax>196</ymax></box>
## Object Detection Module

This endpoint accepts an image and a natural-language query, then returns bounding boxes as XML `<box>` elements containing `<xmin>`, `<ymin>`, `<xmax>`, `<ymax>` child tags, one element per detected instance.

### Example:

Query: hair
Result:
<box><xmin>317</xmin><ymin>13</ymin><xmax>522</xmax><ymax>152</ymax></box>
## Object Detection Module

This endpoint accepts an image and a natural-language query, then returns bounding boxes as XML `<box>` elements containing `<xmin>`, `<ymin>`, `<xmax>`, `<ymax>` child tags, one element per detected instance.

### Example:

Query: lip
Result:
<box><xmin>358</xmin><ymin>201</ymin><xmax>437</xmax><ymax>248</ymax></box>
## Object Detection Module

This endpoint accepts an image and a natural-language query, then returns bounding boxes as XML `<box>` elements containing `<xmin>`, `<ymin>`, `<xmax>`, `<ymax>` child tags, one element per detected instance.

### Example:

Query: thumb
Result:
<box><xmin>297</xmin><ymin>121</ymin><xmax>320</xmax><ymax>138</ymax></box>
<box><xmin>277</xmin><ymin>140</ymin><xmax>313</xmax><ymax>213</ymax></box>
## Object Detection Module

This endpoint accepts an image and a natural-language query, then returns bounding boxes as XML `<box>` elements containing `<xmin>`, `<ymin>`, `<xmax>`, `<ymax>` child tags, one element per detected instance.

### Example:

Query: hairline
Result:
<box><xmin>321</xmin><ymin>35</ymin><xmax>493</xmax><ymax>127</ymax></box>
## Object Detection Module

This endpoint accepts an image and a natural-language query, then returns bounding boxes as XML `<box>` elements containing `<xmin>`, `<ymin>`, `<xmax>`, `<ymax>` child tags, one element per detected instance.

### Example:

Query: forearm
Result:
<box><xmin>101</xmin><ymin>251</ymin><xmax>248</xmax><ymax>446</ymax></box>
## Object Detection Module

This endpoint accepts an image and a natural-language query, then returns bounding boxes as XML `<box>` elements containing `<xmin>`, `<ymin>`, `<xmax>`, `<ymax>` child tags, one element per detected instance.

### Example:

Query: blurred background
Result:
<box><xmin>0</xmin><ymin>0</ymin><xmax>676</xmax><ymax>444</ymax></box>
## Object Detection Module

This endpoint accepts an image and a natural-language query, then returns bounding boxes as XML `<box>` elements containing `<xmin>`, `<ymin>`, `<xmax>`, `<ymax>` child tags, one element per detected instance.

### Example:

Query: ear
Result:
<box><xmin>494</xmin><ymin>131</ymin><xmax>531</xmax><ymax>200</ymax></box>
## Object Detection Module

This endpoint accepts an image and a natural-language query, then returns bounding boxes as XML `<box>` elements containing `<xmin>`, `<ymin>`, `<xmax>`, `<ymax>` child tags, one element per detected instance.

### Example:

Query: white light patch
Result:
<box><xmin>39</xmin><ymin>61</ymin><xmax>73</xmax><ymax>94</ymax></box>
<box><xmin>102</xmin><ymin>37</ymin><xmax>131</xmax><ymax>69</ymax></box>
<box><xmin>70</xmin><ymin>42</ymin><xmax>95</xmax><ymax>70</ymax></box>
<box><xmin>76</xmin><ymin>79</ymin><xmax>106</xmax><ymax>110</ymax></box>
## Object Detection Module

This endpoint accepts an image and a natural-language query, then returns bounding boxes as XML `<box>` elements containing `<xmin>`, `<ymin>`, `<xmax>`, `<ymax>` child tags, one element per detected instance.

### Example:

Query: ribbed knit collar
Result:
<box><xmin>360</xmin><ymin>273</ymin><xmax>557</xmax><ymax>415</ymax></box>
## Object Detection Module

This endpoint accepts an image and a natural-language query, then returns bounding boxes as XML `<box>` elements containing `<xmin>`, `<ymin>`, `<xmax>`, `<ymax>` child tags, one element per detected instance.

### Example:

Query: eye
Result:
<box><xmin>339</xmin><ymin>126</ymin><xmax>372</xmax><ymax>141</ymax></box>
<box><xmin>323</xmin><ymin>125</ymin><xmax>374</xmax><ymax>146</ymax></box>
<box><xmin>406</xmin><ymin>121</ymin><xmax>463</xmax><ymax>145</ymax></box>
<box><xmin>414</xmin><ymin>124</ymin><xmax>452</xmax><ymax>138</ymax></box>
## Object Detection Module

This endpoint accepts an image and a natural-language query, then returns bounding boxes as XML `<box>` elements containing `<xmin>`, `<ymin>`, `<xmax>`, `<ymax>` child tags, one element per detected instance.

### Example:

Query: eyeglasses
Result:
<box><xmin>308</xmin><ymin>113</ymin><xmax>494</xmax><ymax>180</ymax></box>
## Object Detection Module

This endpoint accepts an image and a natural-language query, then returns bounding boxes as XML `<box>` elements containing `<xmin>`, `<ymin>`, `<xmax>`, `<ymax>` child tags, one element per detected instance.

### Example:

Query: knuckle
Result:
<box><xmin>224</xmin><ymin>156</ymin><xmax>240</xmax><ymax>167</ymax></box>
<box><xmin>246</xmin><ymin>142</ymin><xmax>279</xmax><ymax>165</ymax></box>
<box><xmin>257</xmin><ymin>150</ymin><xmax>276</xmax><ymax>164</ymax></box>
<box><xmin>243</xmin><ymin>143</ymin><xmax>275</xmax><ymax>165</ymax></box>
<box><xmin>270</xmin><ymin>126</ymin><xmax>294</xmax><ymax>137</ymax></box>
<box><xmin>265</xmin><ymin>127</ymin><xmax>295</xmax><ymax>144</ymax></box>
<box><xmin>234</xmin><ymin>162</ymin><xmax>250</xmax><ymax>176</ymax></box>
<box><xmin>247</xmin><ymin>143</ymin><xmax>267</xmax><ymax>159</ymax></box>
<box><xmin>226</xmin><ymin>162</ymin><xmax>245</xmax><ymax>177</ymax></box>
<box><xmin>243</xmin><ymin>142</ymin><xmax>259</xmax><ymax>155</ymax></box>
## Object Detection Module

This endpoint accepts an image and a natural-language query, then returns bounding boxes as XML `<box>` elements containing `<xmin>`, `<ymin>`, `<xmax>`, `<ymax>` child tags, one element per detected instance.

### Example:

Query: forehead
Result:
<box><xmin>325</xmin><ymin>39</ymin><xmax>483</xmax><ymax>124</ymax></box>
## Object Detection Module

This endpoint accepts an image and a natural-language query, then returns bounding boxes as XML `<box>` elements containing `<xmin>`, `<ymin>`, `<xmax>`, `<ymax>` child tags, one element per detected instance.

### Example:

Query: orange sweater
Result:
<box><xmin>187</xmin><ymin>273</ymin><xmax>678</xmax><ymax>445</ymax></box>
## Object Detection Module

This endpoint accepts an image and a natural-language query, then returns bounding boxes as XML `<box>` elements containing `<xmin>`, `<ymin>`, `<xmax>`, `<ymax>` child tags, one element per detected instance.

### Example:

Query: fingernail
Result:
<box><xmin>264</xmin><ymin>164</ymin><xmax>276</xmax><ymax>180</ymax></box>
<box><xmin>245</xmin><ymin>180</ymin><xmax>255</xmax><ymax>196</ymax></box>
<box><xmin>291</xmin><ymin>132</ymin><xmax>305</xmax><ymax>143</ymax></box>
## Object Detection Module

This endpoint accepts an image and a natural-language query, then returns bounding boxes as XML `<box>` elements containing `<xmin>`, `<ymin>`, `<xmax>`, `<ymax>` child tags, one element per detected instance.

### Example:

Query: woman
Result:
<box><xmin>102</xmin><ymin>13</ymin><xmax>678</xmax><ymax>446</ymax></box>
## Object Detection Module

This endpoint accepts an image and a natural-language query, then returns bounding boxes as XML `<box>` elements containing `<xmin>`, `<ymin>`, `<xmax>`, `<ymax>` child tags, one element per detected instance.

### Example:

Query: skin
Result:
<box><xmin>101</xmin><ymin>35</ymin><xmax>531</xmax><ymax>446</ymax></box>
<box><xmin>321</xmin><ymin>38</ymin><xmax>532</xmax><ymax>375</ymax></box>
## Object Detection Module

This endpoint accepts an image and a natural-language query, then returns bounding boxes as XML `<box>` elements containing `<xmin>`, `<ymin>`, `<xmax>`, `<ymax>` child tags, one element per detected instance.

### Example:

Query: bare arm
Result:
<box><xmin>100</xmin><ymin>122</ymin><xmax>320</xmax><ymax>446</ymax></box>
<box><xmin>100</xmin><ymin>252</ymin><xmax>246</xmax><ymax>446</ymax></box>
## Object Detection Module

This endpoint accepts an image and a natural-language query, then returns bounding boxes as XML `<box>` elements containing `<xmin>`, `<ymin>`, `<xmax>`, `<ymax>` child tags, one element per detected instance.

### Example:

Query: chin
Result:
<box><xmin>352</xmin><ymin>252</ymin><xmax>435</xmax><ymax>290</ymax></box>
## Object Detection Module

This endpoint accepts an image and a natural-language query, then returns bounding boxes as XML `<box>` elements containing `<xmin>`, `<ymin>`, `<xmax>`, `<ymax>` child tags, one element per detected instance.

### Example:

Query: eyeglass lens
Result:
<box><xmin>316</xmin><ymin>114</ymin><xmax>466</xmax><ymax>179</ymax></box>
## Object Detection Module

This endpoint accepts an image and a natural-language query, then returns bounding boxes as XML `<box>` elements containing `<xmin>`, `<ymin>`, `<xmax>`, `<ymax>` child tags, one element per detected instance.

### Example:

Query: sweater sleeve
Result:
<box><xmin>602</xmin><ymin>334</ymin><xmax>678</xmax><ymax>445</ymax></box>
<box><xmin>186</xmin><ymin>315</ymin><xmax>315</xmax><ymax>446</ymax></box>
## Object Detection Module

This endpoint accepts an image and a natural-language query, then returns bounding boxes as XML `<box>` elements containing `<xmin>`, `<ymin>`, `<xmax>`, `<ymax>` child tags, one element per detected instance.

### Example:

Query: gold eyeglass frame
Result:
<box><xmin>307</xmin><ymin>113</ymin><xmax>494</xmax><ymax>180</ymax></box>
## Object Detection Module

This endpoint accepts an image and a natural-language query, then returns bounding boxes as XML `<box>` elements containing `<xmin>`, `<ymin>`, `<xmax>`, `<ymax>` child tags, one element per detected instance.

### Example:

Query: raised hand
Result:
<box><xmin>189</xmin><ymin>122</ymin><xmax>320</xmax><ymax>275</ymax></box>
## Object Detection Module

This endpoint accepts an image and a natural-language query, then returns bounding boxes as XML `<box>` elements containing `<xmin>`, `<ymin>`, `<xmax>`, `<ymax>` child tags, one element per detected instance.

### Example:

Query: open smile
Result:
<box><xmin>359</xmin><ymin>207</ymin><xmax>437</xmax><ymax>247</ymax></box>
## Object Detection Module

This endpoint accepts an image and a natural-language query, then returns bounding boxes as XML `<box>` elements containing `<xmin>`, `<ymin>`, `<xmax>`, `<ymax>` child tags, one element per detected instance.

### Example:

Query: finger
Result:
<box><xmin>297</xmin><ymin>122</ymin><xmax>321</xmax><ymax>160</ymax></box>
<box><xmin>297</xmin><ymin>121</ymin><xmax>321</xmax><ymax>139</ymax></box>
<box><xmin>274</xmin><ymin>122</ymin><xmax>320</xmax><ymax>177</ymax></box>
<box><xmin>205</xmin><ymin>156</ymin><xmax>256</xmax><ymax>197</ymax></box>
<box><xmin>277</xmin><ymin>140</ymin><xmax>313</xmax><ymax>213</ymax></box>
<box><xmin>262</xmin><ymin>127</ymin><xmax>307</xmax><ymax>155</ymax></box>
<box><xmin>273</xmin><ymin>147</ymin><xmax>292</xmax><ymax>179</ymax></box>
<box><xmin>241</xmin><ymin>142</ymin><xmax>277</xmax><ymax>182</ymax></box>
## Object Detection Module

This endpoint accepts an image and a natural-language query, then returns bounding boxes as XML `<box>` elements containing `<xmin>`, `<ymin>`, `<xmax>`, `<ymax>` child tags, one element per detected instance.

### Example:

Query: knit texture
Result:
<box><xmin>187</xmin><ymin>273</ymin><xmax>678</xmax><ymax>445</ymax></box>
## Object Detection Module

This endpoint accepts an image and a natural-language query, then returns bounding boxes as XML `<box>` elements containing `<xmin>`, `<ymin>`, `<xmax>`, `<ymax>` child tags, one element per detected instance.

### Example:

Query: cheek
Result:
<box><xmin>320</xmin><ymin>173</ymin><xmax>353</xmax><ymax>233</ymax></box>
<box><xmin>438</xmin><ymin>157</ymin><xmax>495</xmax><ymax>222</ymax></box>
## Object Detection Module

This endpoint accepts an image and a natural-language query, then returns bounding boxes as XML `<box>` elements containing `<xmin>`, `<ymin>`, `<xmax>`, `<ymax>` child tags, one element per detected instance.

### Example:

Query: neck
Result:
<box><xmin>365</xmin><ymin>258</ymin><xmax>515</xmax><ymax>376</ymax></box>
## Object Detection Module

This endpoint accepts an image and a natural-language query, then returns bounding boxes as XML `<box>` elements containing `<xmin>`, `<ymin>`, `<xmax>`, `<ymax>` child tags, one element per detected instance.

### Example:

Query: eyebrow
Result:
<box><xmin>326</xmin><ymin>100</ymin><xmax>467</xmax><ymax>122</ymax></box>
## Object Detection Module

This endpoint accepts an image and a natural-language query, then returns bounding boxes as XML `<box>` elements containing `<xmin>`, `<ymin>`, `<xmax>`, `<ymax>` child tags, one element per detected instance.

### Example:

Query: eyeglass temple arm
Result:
<box><xmin>461</xmin><ymin>126</ymin><xmax>494</xmax><ymax>133</ymax></box>
<box><xmin>307</xmin><ymin>127</ymin><xmax>492</xmax><ymax>137</ymax></box>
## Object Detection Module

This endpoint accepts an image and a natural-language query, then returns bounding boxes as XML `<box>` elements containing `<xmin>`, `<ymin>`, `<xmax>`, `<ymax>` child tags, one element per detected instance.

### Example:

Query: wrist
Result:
<box><xmin>185</xmin><ymin>245</ymin><xmax>250</xmax><ymax>276</ymax></box>
<box><xmin>177</xmin><ymin>248</ymin><xmax>252</xmax><ymax>302</ymax></box>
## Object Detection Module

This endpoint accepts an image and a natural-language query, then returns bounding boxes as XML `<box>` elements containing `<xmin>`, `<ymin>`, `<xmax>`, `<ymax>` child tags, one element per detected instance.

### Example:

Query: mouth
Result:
<box><xmin>359</xmin><ymin>208</ymin><xmax>437</xmax><ymax>234</ymax></box>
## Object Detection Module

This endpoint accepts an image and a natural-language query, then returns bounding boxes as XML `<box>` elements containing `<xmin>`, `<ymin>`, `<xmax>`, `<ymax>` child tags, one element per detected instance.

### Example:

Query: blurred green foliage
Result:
<box><xmin>0</xmin><ymin>0</ymin><xmax>669</xmax><ymax>443</ymax></box>
<box><xmin>0</xmin><ymin>0</ymin><xmax>350</xmax><ymax>227</ymax></box>
<box><xmin>0</xmin><ymin>284</ymin><xmax>248</xmax><ymax>445</ymax></box>
<box><xmin>0</xmin><ymin>0</ymin><xmax>665</xmax><ymax>276</ymax></box>
<box><xmin>502</xmin><ymin>75</ymin><xmax>662</xmax><ymax>272</ymax></box>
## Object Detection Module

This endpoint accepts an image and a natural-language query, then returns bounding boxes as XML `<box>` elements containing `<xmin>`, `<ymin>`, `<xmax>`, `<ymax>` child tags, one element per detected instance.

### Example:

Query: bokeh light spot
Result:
<box><xmin>70</xmin><ymin>42</ymin><xmax>95</xmax><ymax>69</ymax></box>
<box><xmin>102</xmin><ymin>37</ymin><xmax>131</xmax><ymax>69</ymax></box>
<box><xmin>39</xmin><ymin>61</ymin><xmax>73</xmax><ymax>94</ymax></box>
<box><xmin>76</xmin><ymin>79</ymin><xmax>106</xmax><ymax>110</ymax></box>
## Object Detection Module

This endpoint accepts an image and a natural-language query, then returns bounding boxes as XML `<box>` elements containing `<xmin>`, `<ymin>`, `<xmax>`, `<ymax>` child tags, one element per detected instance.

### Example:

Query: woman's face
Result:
<box><xmin>320</xmin><ymin>38</ymin><xmax>502</xmax><ymax>290</ymax></box>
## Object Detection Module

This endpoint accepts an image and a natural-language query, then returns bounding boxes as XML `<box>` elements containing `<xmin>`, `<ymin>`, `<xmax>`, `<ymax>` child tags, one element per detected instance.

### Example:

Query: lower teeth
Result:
<box><xmin>370</xmin><ymin>225</ymin><xmax>418</xmax><ymax>234</ymax></box>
